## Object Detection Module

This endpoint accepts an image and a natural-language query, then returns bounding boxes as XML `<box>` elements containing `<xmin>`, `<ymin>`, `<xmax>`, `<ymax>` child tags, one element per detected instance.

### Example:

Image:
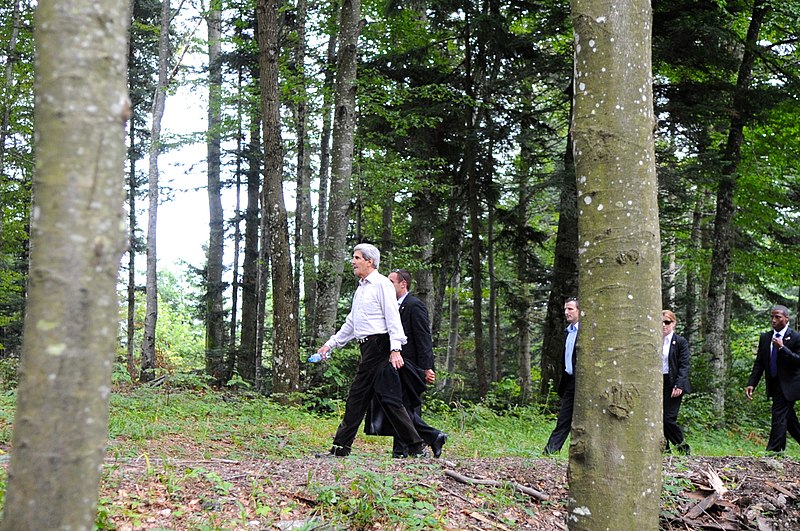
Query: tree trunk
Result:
<box><xmin>468</xmin><ymin>169</ymin><xmax>487</xmax><ymax>396</ymax></box>
<box><xmin>488</xmin><ymin>202</ymin><xmax>497</xmax><ymax>383</ymax></box>
<box><xmin>313</xmin><ymin>0</ymin><xmax>360</xmax><ymax>344</ymax></box>
<box><xmin>703</xmin><ymin>0</ymin><xmax>769</xmax><ymax>422</ymax></box>
<box><xmin>0</xmin><ymin>0</ymin><xmax>22</xmax><ymax>222</ymax></box>
<box><xmin>514</xmin><ymin>139</ymin><xmax>533</xmax><ymax>402</ymax></box>
<box><xmin>683</xmin><ymin>194</ymin><xmax>706</xmax><ymax>347</ymax></box>
<box><xmin>205</xmin><ymin>0</ymin><xmax>227</xmax><ymax>385</ymax></box>
<box><xmin>257</xmin><ymin>0</ymin><xmax>300</xmax><ymax>395</ymax></box>
<box><xmin>141</xmin><ymin>0</ymin><xmax>172</xmax><ymax>383</ymax></box>
<box><xmin>566</xmin><ymin>0</ymin><xmax>662</xmax><ymax>527</ymax></box>
<box><xmin>409</xmin><ymin>195</ymin><xmax>434</xmax><ymax>312</ymax></box>
<box><xmin>539</xmin><ymin>109</ymin><xmax>579</xmax><ymax>403</ymax></box>
<box><xmin>229</xmin><ymin>73</ymin><xmax>244</xmax><ymax>375</ymax></box>
<box><xmin>126</xmin><ymin>113</ymin><xmax>138</xmax><ymax>380</ymax></box>
<box><xmin>316</xmin><ymin>2</ymin><xmax>338</xmax><ymax>248</ymax></box>
<box><xmin>444</xmin><ymin>267</ymin><xmax>461</xmax><ymax>391</ymax></box>
<box><xmin>238</xmin><ymin>112</ymin><xmax>261</xmax><ymax>382</ymax></box>
<box><xmin>292</xmin><ymin>0</ymin><xmax>316</xmax><ymax>348</ymax></box>
<box><xmin>0</xmin><ymin>0</ymin><xmax>128</xmax><ymax>525</ymax></box>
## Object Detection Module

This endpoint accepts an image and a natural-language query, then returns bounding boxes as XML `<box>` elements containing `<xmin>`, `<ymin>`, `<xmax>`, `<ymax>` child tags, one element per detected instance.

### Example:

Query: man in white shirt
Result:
<box><xmin>316</xmin><ymin>243</ymin><xmax>427</xmax><ymax>457</ymax></box>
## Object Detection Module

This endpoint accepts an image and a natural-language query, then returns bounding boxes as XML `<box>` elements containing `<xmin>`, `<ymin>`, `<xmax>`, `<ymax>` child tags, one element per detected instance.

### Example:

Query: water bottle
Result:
<box><xmin>308</xmin><ymin>353</ymin><xmax>323</xmax><ymax>363</ymax></box>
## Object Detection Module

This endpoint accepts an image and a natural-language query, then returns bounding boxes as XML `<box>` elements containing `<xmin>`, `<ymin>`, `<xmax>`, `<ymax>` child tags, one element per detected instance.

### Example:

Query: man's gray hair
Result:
<box><xmin>355</xmin><ymin>243</ymin><xmax>380</xmax><ymax>269</ymax></box>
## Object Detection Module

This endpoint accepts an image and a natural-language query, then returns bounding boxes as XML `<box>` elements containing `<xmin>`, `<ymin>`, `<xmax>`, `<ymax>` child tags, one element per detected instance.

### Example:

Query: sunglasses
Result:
<box><xmin>662</xmin><ymin>320</ymin><xmax>673</xmax><ymax>325</ymax></box>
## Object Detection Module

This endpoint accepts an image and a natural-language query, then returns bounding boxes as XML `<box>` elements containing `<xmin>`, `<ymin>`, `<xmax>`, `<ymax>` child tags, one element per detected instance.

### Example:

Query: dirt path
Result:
<box><xmin>100</xmin><ymin>455</ymin><xmax>800</xmax><ymax>530</ymax></box>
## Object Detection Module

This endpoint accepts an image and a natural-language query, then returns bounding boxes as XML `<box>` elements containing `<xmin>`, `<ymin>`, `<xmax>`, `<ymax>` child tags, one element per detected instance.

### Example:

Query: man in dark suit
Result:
<box><xmin>661</xmin><ymin>310</ymin><xmax>691</xmax><ymax>454</ymax></box>
<box><xmin>746</xmin><ymin>305</ymin><xmax>800</xmax><ymax>452</ymax></box>
<box><xmin>543</xmin><ymin>297</ymin><xmax>580</xmax><ymax>455</ymax></box>
<box><xmin>388</xmin><ymin>269</ymin><xmax>447</xmax><ymax>458</ymax></box>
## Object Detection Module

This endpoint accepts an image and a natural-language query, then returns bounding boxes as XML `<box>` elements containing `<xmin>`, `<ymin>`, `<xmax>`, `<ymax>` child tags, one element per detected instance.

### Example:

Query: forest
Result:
<box><xmin>0</xmin><ymin>0</ymin><xmax>799</xmax><ymax>528</ymax></box>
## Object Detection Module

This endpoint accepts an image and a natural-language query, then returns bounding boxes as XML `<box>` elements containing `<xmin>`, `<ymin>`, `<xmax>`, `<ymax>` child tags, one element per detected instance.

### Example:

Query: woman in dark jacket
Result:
<box><xmin>662</xmin><ymin>310</ymin><xmax>692</xmax><ymax>454</ymax></box>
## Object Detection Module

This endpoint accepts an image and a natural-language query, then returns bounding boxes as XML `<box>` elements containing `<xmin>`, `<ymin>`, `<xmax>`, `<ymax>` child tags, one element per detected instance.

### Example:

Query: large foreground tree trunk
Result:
<box><xmin>567</xmin><ymin>0</ymin><xmax>662</xmax><ymax>528</ymax></box>
<box><xmin>0</xmin><ymin>0</ymin><xmax>128</xmax><ymax>526</ymax></box>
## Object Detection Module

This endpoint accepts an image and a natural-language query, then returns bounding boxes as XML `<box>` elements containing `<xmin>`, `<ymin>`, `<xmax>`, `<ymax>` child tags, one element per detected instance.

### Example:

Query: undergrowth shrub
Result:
<box><xmin>0</xmin><ymin>357</ymin><xmax>18</xmax><ymax>391</ymax></box>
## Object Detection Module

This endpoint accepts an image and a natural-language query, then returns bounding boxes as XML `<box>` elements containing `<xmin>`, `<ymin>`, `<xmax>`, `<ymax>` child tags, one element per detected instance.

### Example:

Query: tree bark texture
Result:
<box><xmin>238</xmin><ymin>113</ymin><xmax>261</xmax><ymax>381</ymax></box>
<box><xmin>313</xmin><ymin>0</ymin><xmax>360</xmax><ymax>345</ymax></box>
<box><xmin>0</xmin><ymin>0</ymin><xmax>129</xmax><ymax>526</ymax></box>
<box><xmin>540</xmin><ymin>119</ymin><xmax>579</xmax><ymax>403</ymax></box>
<box><xmin>206</xmin><ymin>0</ymin><xmax>227</xmax><ymax>385</ymax></box>
<box><xmin>567</xmin><ymin>0</ymin><xmax>662</xmax><ymax>528</ymax></box>
<box><xmin>257</xmin><ymin>0</ymin><xmax>300</xmax><ymax>395</ymax></box>
<box><xmin>141</xmin><ymin>0</ymin><xmax>172</xmax><ymax>383</ymax></box>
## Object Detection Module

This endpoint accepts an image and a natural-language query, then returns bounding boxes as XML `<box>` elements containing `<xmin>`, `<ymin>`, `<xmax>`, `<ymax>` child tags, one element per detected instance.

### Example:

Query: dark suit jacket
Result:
<box><xmin>666</xmin><ymin>334</ymin><xmax>691</xmax><ymax>393</ymax></box>
<box><xmin>747</xmin><ymin>327</ymin><xmax>800</xmax><ymax>401</ymax></box>
<box><xmin>399</xmin><ymin>294</ymin><xmax>435</xmax><ymax>370</ymax></box>
<box><xmin>364</xmin><ymin>360</ymin><xmax>427</xmax><ymax>436</ymax></box>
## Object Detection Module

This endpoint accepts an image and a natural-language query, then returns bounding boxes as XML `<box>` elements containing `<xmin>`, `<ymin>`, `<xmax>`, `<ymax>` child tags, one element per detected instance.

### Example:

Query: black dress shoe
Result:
<box><xmin>431</xmin><ymin>432</ymin><xmax>447</xmax><ymax>458</ymax></box>
<box><xmin>315</xmin><ymin>444</ymin><xmax>351</xmax><ymax>458</ymax></box>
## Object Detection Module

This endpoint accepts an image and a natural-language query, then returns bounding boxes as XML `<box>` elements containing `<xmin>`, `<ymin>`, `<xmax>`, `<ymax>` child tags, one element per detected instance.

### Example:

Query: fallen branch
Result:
<box><xmin>685</xmin><ymin>492</ymin><xmax>720</xmax><ymax>520</ymax></box>
<box><xmin>444</xmin><ymin>469</ymin><xmax>548</xmax><ymax>501</ymax></box>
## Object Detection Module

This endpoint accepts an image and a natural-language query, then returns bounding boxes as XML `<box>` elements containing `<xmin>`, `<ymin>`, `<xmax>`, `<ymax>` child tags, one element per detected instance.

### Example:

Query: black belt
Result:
<box><xmin>357</xmin><ymin>333</ymin><xmax>388</xmax><ymax>343</ymax></box>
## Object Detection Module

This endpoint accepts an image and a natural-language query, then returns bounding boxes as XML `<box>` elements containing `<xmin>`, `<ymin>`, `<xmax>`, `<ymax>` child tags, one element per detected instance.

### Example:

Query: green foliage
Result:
<box><xmin>0</xmin><ymin>356</ymin><xmax>18</xmax><ymax>391</ymax></box>
<box><xmin>483</xmin><ymin>376</ymin><xmax>523</xmax><ymax>411</ymax></box>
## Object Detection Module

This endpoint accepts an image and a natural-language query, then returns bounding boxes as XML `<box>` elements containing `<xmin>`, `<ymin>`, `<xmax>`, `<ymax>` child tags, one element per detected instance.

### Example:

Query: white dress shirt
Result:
<box><xmin>325</xmin><ymin>269</ymin><xmax>407</xmax><ymax>352</ymax></box>
<box><xmin>564</xmin><ymin>322</ymin><xmax>578</xmax><ymax>375</ymax></box>
<box><xmin>662</xmin><ymin>332</ymin><xmax>673</xmax><ymax>374</ymax></box>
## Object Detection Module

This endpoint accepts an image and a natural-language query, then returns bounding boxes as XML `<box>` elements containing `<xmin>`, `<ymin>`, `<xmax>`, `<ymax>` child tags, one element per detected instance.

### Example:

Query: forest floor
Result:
<box><xmin>98</xmin><ymin>447</ymin><xmax>800</xmax><ymax>530</ymax></box>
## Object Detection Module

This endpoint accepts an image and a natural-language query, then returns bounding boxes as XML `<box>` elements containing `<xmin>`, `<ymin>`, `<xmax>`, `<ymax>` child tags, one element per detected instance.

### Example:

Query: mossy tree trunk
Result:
<box><xmin>566</xmin><ymin>0</ymin><xmax>662</xmax><ymax>528</ymax></box>
<box><xmin>0</xmin><ymin>0</ymin><xmax>128</xmax><ymax>527</ymax></box>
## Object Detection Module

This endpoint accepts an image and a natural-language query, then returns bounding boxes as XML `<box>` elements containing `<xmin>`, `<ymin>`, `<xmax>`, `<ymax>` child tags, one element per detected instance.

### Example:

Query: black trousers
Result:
<box><xmin>544</xmin><ymin>373</ymin><xmax>574</xmax><ymax>454</ymax></box>
<box><xmin>766</xmin><ymin>377</ymin><xmax>800</xmax><ymax>452</ymax></box>
<box><xmin>663</xmin><ymin>375</ymin><xmax>686</xmax><ymax>447</ymax></box>
<box><xmin>332</xmin><ymin>334</ymin><xmax>423</xmax><ymax>451</ymax></box>
<box><xmin>393</xmin><ymin>406</ymin><xmax>442</xmax><ymax>455</ymax></box>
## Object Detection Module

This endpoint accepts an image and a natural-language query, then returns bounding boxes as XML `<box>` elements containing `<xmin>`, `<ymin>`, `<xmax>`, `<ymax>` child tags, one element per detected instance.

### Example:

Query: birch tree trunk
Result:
<box><xmin>141</xmin><ymin>0</ymin><xmax>172</xmax><ymax>382</ymax></box>
<box><xmin>313</xmin><ymin>0</ymin><xmax>360</xmax><ymax>344</ymax></box>
<box><xmin>567</xmin><ymin>0</ymin><xmax>662</xmax><ymax>527</ymax></box>
<box><xmin>257</xmin><ymin>0</ymin><xmax>300</xmax><ymax>395</ymax></box>
<box><xmin>0</xmin><ymin>0</ymin><xmax>128</xmax><ymax>525</ymax></box>
<box><xmin>206</xmin><ymin>0</ymin><xmax>227</xmax><ymax>384</ymax></box>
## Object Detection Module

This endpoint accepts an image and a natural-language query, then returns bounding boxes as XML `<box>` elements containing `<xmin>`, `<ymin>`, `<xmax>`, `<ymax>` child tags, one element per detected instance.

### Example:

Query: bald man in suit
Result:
<box><xmin>388</xmin><ymin>269</ymin><xmax>447</xmax><ymax>458</ymax></box>
<box><xmin>746</xmin><ymin>305</ymin><xmax>800</xmax><ymax>452</ymax></box>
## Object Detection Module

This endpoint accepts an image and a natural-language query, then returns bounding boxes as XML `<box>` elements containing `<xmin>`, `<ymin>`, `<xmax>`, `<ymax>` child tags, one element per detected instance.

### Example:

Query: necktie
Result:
<box><xmin>770</xmin><ymin>333</ymin><xmax>781</xmax><ymax>377</ymax></box>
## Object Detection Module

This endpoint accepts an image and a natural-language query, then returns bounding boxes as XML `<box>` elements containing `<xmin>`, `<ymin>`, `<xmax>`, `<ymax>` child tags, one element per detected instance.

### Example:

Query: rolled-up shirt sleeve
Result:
<box><xmin>324</xmin><ymin>270</ymin><xmax>407</xmax><ymax>351</ymax></box>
